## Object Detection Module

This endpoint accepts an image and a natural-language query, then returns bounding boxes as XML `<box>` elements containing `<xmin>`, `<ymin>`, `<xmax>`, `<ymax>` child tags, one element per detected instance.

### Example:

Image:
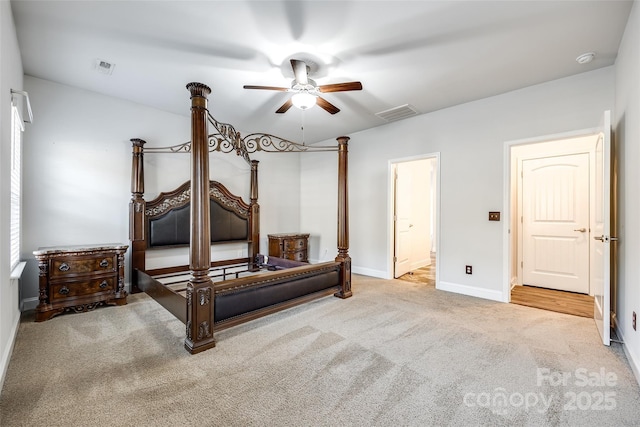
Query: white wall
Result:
<box><xmin>20</xmin><ymin>76</ymin><xmax>301</xmax><ymax>308</ymax></box>
<box><xmin>0</xmin><ymin>0</ymin><xmax>24</xmax><ymax>392</ymax></box>
<box><xmin>614</xmin><ymin>0</ymin><xmax>640</xmax><ymax>383</ymax></box>
<box><xmin>301</xmin><ymin>65</ymin><xmax>615</xmax><ymax>303</ymax></box>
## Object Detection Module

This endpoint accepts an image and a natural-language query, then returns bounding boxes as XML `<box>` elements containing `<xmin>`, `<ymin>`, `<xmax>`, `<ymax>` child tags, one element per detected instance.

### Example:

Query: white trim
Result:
<box><xmin>10</xmin><ymin>261</ymin><xmax>26</xmax><ymax>280</ymax></box>
<box><xmin>437</xmin><ymin>281</ymin><xmax>504</xmax><ymax>302</ymax></box>
<box><xmin>387</xmin><ymin>153</ymin><xmax>441</xmax><ymax>286</ymax></box>
<box><xmin>0</xmin><ymin>312</ymin><xmax>21</xmax><ymax>395</ymax></box>
<box><xmin>352</xmin><ymin>266</ymin><xmax>387</xmax><ymax>279</ymax></box>
<box><xmin>21</xmin><ymin>297</ymin><xmax>39</xmax><ymax>312</ymax></box>
<box><xmin>615</xmin><ymin>326</ymin><xmax>640</xmax><ymax>387</ymax></box>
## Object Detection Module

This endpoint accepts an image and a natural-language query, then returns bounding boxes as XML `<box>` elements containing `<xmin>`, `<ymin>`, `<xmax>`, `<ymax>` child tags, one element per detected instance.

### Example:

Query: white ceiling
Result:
<box><xmin>11</xmin><ymin>0</ymin><xmax>634</xmax><ymax>144</ymax></box>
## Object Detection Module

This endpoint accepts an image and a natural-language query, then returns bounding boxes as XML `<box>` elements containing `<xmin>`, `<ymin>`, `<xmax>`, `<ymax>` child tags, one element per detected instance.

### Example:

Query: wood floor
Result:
<box><xmin>511</xmin><ymin>285</ymin><xmax>594</xmax><ymax>318</ymax></box>
<box><xmin>397</xmin><ymin>253</ymin><xmax>436</xmax><ymax>286</ymax></box>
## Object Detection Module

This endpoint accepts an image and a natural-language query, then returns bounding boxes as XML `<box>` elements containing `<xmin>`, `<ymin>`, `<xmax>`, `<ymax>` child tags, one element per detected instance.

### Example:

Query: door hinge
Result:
<box><xmin>520</xmin><ymin>261</ymin><xmax>523</xmax><ymax>268</ymax></box>
<box><xmin>393</xmin><ymin>256</ymin><xmax>397</xmax><ymax>263</ymax></box>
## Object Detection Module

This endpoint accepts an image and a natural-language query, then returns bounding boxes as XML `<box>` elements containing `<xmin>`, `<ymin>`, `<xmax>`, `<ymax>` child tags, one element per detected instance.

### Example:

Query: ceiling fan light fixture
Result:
<box><xmin>291</xmin><ymin>92</ymin><xmax>317</xmax><ymax>110</ymax></box>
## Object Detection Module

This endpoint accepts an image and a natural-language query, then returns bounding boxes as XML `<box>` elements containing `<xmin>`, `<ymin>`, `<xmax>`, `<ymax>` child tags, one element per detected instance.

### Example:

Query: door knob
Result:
<box><xmin>574</xmin><ymin>228</ymin><xmax>586</xmax><ymax>232</ymax></box>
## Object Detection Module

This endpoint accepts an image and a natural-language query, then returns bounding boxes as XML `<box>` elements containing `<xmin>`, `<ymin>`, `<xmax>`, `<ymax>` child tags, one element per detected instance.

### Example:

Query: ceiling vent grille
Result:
<box><xmin>376</xmin><ymin>104</ymin><xmax>419</xmax><ymax>122</ymax></box>
<box><xmin>94</xmin><ymin>58</ymin><xmax>115</xmax><ymax>75</ymax></box>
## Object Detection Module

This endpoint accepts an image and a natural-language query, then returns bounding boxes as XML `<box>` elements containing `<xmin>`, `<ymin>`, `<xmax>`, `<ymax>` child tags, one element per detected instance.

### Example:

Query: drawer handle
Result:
<box><xmin>59</xmin><ymin>286</ymin><xmax>70</xmax><ymax>295</ymax></box>
<box><xmin>99</xmin><ymin>281</ymin><xmax>108</xmax><ymax>289</ymax></box>
<box><xmin>58</xmin><ymin>263</ymin><xmax>70</xmax><ymax>272</ymax></box>
<box><xmin>99</xmin><ymin>259</ymin><xmax>109</xmax><ymax>268</ymax></box>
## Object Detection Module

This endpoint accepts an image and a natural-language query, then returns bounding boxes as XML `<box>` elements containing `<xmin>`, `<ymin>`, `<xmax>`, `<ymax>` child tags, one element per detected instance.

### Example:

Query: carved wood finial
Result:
<box><xmin>337</xmin><ymin>136</ymin><xmax>350</xmax><ymax>145</ymax></box>
<box><xmin>186</xmin><ymin>82</ymin><xmax>212</xmax><ymax>98</ymax></box>
<box><xmin>130</xmin><ymin>138</ymin><xmax>146</xmax><ymax>148</ymax></box>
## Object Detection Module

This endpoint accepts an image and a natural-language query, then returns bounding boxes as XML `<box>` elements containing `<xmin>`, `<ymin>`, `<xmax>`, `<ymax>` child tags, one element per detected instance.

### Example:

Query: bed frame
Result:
<box><xmin>129</xmin><ymin>82</ymin><xmax>351</xmax><ymax>354</ymax></box>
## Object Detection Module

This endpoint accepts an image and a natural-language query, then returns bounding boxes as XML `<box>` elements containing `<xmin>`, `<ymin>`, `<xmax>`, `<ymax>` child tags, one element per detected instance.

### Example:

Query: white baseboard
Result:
<box><xmin>20</xmin><ymin>297</ymin><xmax>38</xmax><ymax>312</ymax></box>
<box><xmin>352</xmin><ymin>266</ymin><xmax>387</xmax><ymax>279</ymax></box>
<box><xmin>615</xmin><ymin>325</ymin><xmax>640</xmax><ymax>387</ymax></box>
<box><xmin>0</xmin><ymin>312</ymin><xmax>21</xmax><ymax>395</ymax></box>
<box><xmin>437</xmin><ymin>281</ymin><xmax>505</xmax><ymax>303</ymax></box>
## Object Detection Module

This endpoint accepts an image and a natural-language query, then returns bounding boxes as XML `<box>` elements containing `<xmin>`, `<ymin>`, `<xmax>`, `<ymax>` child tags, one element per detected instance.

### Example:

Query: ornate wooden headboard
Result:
<box><xmin>129</xmin><ymin>137</ymin><xmax>259</xmax><ymax>292</ymax></box>
<box><xmin>145</xmin><ymin>180</ymin><xmax>250</xmax><ymax>248</ymax></box>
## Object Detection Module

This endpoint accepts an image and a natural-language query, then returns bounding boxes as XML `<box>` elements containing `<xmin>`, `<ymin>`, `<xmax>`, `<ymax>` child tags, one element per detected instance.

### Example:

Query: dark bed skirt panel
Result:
<box><xmin>214</xmin><ymin>268</ymin><xmax>340</xmax><ymax>323</ymax></box>
<box><xmin>137</xmin><ymin>262</ymin><xmax>341</xmax><ymax>331</ymax></box>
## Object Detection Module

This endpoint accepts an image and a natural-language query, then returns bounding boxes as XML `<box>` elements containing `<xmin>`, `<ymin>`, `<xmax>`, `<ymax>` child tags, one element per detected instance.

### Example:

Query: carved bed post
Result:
<box><xmin>249</xmin><ymin>160</ymin><xmax>260</xmax><ymax>268</ymax></box>
<box><xmin>334</xmin><ymin>136</ymin><xmax>352</xmax><ymax>299</ymax></box>
<box><xmin>185</xmin><ymin>82</ymin><xmax>216</xmax><ymax>354</ymax></box>
<box><xmin>129</xmin><ymin>138</ymin><xmax>146</xmax><ymax>293</ymax></box>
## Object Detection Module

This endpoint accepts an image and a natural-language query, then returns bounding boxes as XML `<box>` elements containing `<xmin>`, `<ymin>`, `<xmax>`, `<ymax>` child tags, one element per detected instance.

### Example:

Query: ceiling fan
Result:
<box><xmin>243</xmin><ymin>59</ymin><xmax>362</xmax><ymax>114</ymax></box>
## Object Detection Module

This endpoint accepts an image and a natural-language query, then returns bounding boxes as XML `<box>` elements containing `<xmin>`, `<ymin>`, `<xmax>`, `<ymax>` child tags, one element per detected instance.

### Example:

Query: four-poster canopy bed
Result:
<box><xmin>129</xmin><ymin>82</ymin><xmax>351</xmax><ymax>354</ymax></box>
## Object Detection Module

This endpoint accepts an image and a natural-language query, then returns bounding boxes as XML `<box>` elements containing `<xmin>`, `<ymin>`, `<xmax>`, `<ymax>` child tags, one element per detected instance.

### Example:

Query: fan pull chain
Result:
<box><xmin>301</xmin><ymin>109</ymin><xmax>306</xmax><ymax>145</ymax></box>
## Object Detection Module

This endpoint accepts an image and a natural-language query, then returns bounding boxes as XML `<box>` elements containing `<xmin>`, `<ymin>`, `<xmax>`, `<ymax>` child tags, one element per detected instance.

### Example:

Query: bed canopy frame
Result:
<box><xmin>129</xmin><ymin>82</ymin><xmax>351</xmax><ymax>353</ymax></box>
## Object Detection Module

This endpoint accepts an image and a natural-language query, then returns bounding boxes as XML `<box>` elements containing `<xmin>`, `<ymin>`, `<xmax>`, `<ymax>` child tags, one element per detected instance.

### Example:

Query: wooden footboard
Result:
<box><xmin>137</xmin><ymin>261</ymin><xmax>341</xmax><ymax>336</ymax></box>
<box><xmin>214</xmin><ymin>261</ymin><xmax>341</xmax><ymax>329</ymax></box>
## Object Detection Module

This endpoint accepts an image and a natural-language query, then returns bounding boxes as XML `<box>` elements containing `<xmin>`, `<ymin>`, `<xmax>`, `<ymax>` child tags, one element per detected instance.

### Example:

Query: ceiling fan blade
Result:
<box><xmin>243</xmin><ymin>85</ymin><xmax>289</xmax><ymax>91</ymax></box>
<box><xmin>316</xmin><ymin>97</ymin><xmax>340</xmax><ymax>114</ymax></box>
<box><xmin>318</xmin><ymin>82</ymin><xmax>363</xmax><ymax>93</ymax></box>
<box><xmin>290</xmin><ymin>59</ymin><xmax>308</xmax><ymax>85</ymax></box>
<box><xmin>275</xmin><ymin>99</ymin><xmax>293</xmax><ymax>114</ymax></box>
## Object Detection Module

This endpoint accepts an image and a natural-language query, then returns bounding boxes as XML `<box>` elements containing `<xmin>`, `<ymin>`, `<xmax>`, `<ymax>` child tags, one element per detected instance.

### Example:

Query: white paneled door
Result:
<box><xmin>394</xmin><ymin>163</ymin><xmax>412</xmax><ymax>278</ymax></box>
<box><xmin>393</xmin><ymin>160</ymin><xmax>433</xmax><ymax>278</ymax></box>
<box><xmin>592</xmin><ymin>111</ymin><xmax>612</xmax><ymax>346</ymax></box>
<box><xmin>522</xmin><ymin>153</ymin><xmax>590</xmax><ymax>294</ymax></box>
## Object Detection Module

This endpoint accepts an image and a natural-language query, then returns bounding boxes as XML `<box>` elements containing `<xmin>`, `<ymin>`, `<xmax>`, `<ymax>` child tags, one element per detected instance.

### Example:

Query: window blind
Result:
<box><xmin>10</xmin><ymin>103</ymin><xmax>23</xmax><ymax>271</ymax></box>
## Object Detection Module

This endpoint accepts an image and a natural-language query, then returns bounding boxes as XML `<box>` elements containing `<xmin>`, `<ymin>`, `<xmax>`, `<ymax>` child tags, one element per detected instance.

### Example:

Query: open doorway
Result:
<box><xmin>504</xmin><ymin>111</ymin><xmax>613</xmax><ymax>346</ymax></box>
<box><xmin>508</xmin><ymin>133</ymin><xmax>598</xmax><ymax>317</ymax></box>
<box><xmin>388</xmin><ymin>154</ymin><xmax>440</xmax><ymax>287</ymax></box>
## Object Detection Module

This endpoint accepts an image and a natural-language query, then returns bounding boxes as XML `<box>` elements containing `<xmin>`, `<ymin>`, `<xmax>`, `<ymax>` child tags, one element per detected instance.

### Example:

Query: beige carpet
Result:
<box><xmin>1</xmin><ymin>275</ymin><xmax>639</xmax><ymax>426</ymax></box>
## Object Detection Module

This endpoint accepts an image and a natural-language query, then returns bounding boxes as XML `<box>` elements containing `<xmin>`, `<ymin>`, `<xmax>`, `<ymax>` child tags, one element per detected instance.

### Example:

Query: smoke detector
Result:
<box><xmin>94</xmin><ymin>58</ymin><xmax>115</xmax><ymax>75</ymax></box>
<box><xmin>576</xmin><ymin>52</ymin><xmax>596</xmax><ymax>65</ymax></box>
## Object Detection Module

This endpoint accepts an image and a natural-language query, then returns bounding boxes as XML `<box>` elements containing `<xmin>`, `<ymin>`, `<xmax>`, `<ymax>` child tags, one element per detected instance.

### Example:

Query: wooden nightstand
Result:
<box><xmin>33</xmin><ymin>244</ymin><xmax>128</xmax><ymax>322</ymax></box>
<box><xmin>268</xmin><ymin>233</ymin><xmax>310</xmax><ymax>262</ymax></box>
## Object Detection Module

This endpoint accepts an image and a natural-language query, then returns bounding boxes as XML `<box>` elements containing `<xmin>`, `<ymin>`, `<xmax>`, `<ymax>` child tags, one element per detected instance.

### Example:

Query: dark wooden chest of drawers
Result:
<box><xmin>33</xmin><ymin>244</ymin><xmax>128</xmax><ymax>322</ymax></box>
<box><xmin>268</xmin><ymin>233</ymin><xmax>310</xmax><ymax>262</ymax></box>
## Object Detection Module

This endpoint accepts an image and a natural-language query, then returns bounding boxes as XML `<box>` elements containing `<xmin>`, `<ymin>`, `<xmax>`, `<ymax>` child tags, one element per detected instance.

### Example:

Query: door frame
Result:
<box><xmin>503</xmin><ymin>128</ymin><xmax>600</xmax><ymax>302</ymax></box>
<box><xmin>387</xmin><ymin>153</ymin><xmax>441</xmax><ymax>285</ymax></box>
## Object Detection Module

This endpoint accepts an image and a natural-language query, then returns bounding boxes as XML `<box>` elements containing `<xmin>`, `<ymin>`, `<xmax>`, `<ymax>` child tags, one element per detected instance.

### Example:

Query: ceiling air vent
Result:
<box><xmin>94</xmin><ymin>58</ymin><xmax>115</xmax><ymax>75</ymax></box>
<box><xmin>376</xmin><ymin>104</ymin><xmax>419</xmax><ymax>122</ymax></box>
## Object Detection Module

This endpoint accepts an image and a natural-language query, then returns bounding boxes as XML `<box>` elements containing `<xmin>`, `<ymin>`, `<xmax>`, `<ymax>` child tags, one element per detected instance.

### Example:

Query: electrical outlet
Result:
<box><xmin>489</xmin><ymin>212</ymin><xmax>501</xmax><ymax>221</ymax></box>
<box><xmin>466</xmin><ymin>265</ymin><xmax>472</xmax><ymax>274</ymax></box>
<box><xmin>633</xmin><ymin>311</ymin><xmax>637</xmax><ymax>331</ymax></box>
